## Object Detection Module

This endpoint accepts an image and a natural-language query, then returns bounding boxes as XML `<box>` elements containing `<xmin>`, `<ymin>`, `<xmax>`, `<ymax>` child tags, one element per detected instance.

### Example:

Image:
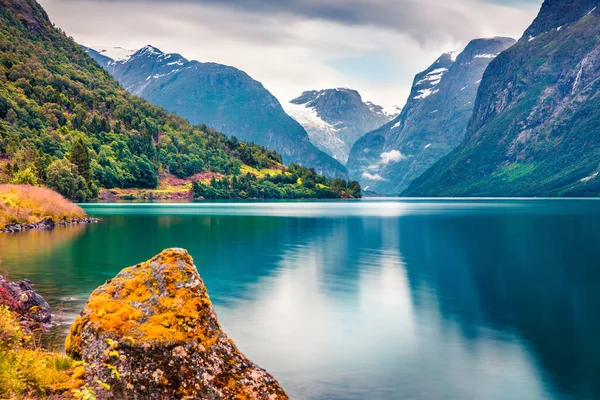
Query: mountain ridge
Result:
<box><xmin>404</xmin><ymin>0</ymin><xmax>600</xmax><ymax>197</ymax></box>
<box><xmin>284</xmin><ymin>88</ymin><xmax>394</xmax><ymax>163</ymax></box>
<box><xmin>0</xmin><ymin>0</ymin><xmax>355</xmax><ymax>201</ymax></box>
<box><xmin>347</xmin><ymin>37</ymin><xmax>515</xmax><ymax>194</ymax></box>
<box><xmin>84</xmin><ymin>44</ymin><xmax>348</xmax><ymax>178</ymax></box>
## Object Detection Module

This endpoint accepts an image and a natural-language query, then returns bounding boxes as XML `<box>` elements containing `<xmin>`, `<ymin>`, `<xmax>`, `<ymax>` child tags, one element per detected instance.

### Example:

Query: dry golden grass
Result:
<box><xmin>0</xmin><ymin>184</ymin><xmax>86</xmax><ymax>229</ymax></box>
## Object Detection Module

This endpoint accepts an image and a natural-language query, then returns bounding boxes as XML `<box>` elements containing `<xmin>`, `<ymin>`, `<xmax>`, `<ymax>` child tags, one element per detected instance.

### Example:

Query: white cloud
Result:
<box><xmin>379</xmin><ymin>150</ymin><xmax>406</xmax><ymax>165</ymax></box>
<box><xmin>37</xmin><ymin>0</ymin><xmax>541</xmax><ymax>109</ymax></box>
<box><xmin>362</xmin><ymin>172</ymin><xmax>386</xmax><ymax>181</ymax></box>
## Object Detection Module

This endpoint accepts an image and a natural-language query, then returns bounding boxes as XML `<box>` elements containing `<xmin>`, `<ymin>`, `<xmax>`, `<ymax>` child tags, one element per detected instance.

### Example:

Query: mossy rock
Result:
<box><xmin>66</xmin><ymin>248</ymin><xmax>288</xmax><ymax>400</ymax></box>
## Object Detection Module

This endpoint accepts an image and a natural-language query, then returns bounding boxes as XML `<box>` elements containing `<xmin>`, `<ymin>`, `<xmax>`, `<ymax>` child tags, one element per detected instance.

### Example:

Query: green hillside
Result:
<box><xmin>404</xmin><ymin>1</ymin><xmax>600</xmax><ymax>197</ymax></box>
<box><xmin>0</xmin><ymin>0</ymin><xmax>359</xmax><ymax>200</ymax></box>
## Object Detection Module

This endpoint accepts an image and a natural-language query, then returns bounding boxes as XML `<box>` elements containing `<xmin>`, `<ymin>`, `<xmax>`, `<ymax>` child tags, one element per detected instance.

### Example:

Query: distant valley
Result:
<box><xmin>347</xmin><ymin>37</ymin><xmax>516</xmax><ymax>195</ymax></box>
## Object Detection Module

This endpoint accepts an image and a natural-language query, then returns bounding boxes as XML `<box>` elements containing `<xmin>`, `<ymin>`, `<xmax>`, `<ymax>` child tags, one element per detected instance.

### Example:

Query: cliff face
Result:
<box><xmin>66</xmin><ymin>248</ymin><xmax>288</xmax><ymax>400</ymax></box>
<box><xmin>405</xmin><ymin>0</ymin><xmax>600</xmax><ymax>197</ymax></box>
<box><xmin>347</xmin><ymin>37</ymin><xmax>515</xmax><ymax>195</ymax></box>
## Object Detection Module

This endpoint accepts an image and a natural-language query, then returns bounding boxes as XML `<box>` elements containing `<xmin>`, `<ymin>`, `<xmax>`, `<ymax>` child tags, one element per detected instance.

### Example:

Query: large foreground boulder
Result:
<box><xmin>66</xmin><ymin>248</ymin><xmax>288</xmax><ymax>399</ymax></box>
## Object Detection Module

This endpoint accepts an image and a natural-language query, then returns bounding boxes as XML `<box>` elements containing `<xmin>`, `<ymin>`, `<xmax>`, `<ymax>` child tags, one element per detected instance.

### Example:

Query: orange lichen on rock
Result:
<box><xmin>66</xmin><ymin>248</ymin><xmax>288</xmax><ymax>400</ymax></box>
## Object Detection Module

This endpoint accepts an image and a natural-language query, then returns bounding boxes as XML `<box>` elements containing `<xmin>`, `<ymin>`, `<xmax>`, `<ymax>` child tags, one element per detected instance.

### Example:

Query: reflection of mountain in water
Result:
<box><xmin>396</xmin><ymin>213</ymin><xmax>600</xmax><ymax>399</ymax></box>
<box><xmin>3</xmin><ymin>203</ymin><xmax>600</xmax><ymax>399</ymax></box>
<box><xmin>220</xmin><ymin>216</ymin><xmax>548</xmax><ymax>399</ymax></box>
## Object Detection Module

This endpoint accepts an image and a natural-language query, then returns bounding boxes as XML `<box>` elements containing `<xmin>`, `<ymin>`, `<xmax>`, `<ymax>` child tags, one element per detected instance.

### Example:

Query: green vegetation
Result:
<box><xmin>404</xmin><ymin>9</ymin><xmax>600</xmax><ymax>197</ymax></box>
<box><xmin>493</xmin><ymin>163</ymin><xmax>537</xmax><ymax>183</ymax></box>
<box><xmin>193</xmin><ymin>163</ymin><xmax>361</xmax><ymax>200</ymax></box>
<box><xmin>0</xmin><ymin>306</ymin><xmax>78</xmax><ymax>398</ymax></box>
<box><xmin>0</xmin><ymin>0</ymin><xmax>353</xmax><ymax>201</ymax></box>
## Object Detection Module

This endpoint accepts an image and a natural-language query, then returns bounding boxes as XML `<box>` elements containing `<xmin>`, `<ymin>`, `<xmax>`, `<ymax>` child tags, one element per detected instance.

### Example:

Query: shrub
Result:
<box><xmin>0</xmin><ymin>184</ymin><xmax>86</xmax><ymax>228</ymax></box>
<box><xmin>9</xmin><ymin>168</ymin><xmax>38</xmax><ymax>185</ymax></box>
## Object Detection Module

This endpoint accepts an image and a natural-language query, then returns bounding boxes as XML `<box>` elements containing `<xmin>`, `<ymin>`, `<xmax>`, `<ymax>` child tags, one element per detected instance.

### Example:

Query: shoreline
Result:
<box><xmin>0</xmin><ymin>216</ymin><xmax>100</xmax><ymax>234</ymax></box>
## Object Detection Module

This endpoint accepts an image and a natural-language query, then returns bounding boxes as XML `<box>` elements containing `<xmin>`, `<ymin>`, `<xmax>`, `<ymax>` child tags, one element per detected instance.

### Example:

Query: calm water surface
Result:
<box><xmin>1</xmin><ymin>199</ymin><xmax>600</xmax><ymax>399</ymax></box>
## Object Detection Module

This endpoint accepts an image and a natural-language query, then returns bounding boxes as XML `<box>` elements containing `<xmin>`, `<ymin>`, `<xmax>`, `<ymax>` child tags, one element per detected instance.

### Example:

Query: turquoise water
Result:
<box><xmin>1</xmin><ymin>199</ymin><xmax>600</xmax><ymax>399</ymax></box>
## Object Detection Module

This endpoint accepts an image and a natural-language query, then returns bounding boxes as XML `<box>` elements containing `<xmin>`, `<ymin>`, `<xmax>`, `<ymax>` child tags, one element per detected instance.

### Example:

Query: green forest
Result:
<box><xmin>0</xmin><ymin>0</ymin><xmax>359</xmax><ymax>201</ymax></box>
<box><xmin>193</xmin><ymin>164</ymin><xmax>361</xmax><ymax>199</ymax></box>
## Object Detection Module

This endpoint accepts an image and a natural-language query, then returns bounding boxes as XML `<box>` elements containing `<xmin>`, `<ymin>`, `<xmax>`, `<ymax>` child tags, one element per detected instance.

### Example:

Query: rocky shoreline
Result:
<box><xmin>0</xmin><ymin>216</ymin><xmax>100</xmax><ymax>233</ymax></box>
<box><xmin>0</xmin><ymin>274</ymin><xmax>53</xmax><ymax>329</ymax></box>
<box><xmin>0</xmin><ymin>248</ymin><xmax>289</xmax><ymax>399</ymax></box>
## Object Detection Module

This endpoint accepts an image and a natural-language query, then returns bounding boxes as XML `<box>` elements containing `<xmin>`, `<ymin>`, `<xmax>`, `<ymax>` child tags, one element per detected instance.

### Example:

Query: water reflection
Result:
<box><xmin>1</xmin><ymin>200</ymin><xmax>600</xmax><ymax>399</ymax></box>
<box><xmin>215</xmin><ymin>216</ymin><xmax>549</xmax><ymax>399</ymax></box>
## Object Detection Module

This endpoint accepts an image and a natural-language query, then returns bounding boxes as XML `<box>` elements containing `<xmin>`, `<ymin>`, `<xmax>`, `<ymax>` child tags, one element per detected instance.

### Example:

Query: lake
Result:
<box><xmin>1</xmin><ymin>199</ymin><xmax>599</xmax><ymax>399</ymax></box>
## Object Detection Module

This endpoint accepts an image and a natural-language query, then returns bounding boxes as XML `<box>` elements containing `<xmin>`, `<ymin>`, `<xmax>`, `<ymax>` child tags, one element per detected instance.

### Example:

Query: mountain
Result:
<box><xmin>0</xmin><ymin>0</ymin><xmax>353</xmax><ymax>201</ymax></box>
<box><xmin>83</xmin><ymin>45</ymin><xmax>347</xmax><ymax>178</ymax></box>
<box><xmin>284</xmin><ymin>88</ymin><xmax>395</xmax><ymax>164</ymax></box>
<box><xmin>404</xmin><ymin>0</ymin><xmax>600</xmax><ymax>197</ymax></box>
<box><xmin>346</xmin><ymin>37</ymin><xmax>515</xmax><ymax>194</ymax></box>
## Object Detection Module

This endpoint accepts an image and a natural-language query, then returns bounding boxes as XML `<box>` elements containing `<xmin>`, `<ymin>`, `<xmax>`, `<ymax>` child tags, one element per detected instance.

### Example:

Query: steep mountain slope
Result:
<box><xmin>84</xmin><ymin>46</ymin><xmax>347</xmax><ymax>178</ymax></box>
<box><xmin>0</xmin><ymin>0</ymin><xmax>352</xmax><ymax>200</ymax></box>
<box><xmin>347</xmin><ymin>37</ymin><xmax>515</xmax><ymax>194</ymax></box>
<box><xmin>405</xmin><ymin>0</ymin><xmax>600</xmax><ymax>197</ymax></box>
<box><xmin>284</xmin><ymin>88</ymin><xmax>394</xmax><ymax>163</ymax></box>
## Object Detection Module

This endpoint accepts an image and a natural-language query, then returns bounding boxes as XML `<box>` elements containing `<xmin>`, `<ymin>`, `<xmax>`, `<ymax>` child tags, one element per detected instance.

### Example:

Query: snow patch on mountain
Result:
<box><xmin>284</xmin><ymin>102</ymin><xmax>339</xmax><ymax>133</ymax></box>
<box><xmin>417</xmin><ymin>68</ymin><xmax>448</xmax><ymax>86</ymax></box>
<box><xmin>91</xmin><ymin>46</ymin><xmax>135</xmax><ymax>62</ymax></box>
<box><xmin>414</xmin><ymin>88</ymin><xmax>439</xmax><ymax>100</ymax></box>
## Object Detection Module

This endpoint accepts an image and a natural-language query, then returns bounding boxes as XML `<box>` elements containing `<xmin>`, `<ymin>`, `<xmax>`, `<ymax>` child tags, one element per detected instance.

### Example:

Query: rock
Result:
<box><xmin>66</xmin><ymin>248</ymin><xmax>289</xmax><ymax>400</ymax></box>
<box><xmin>0</xmin><ymin>216</ymin><xmax>99</xmax><ymax>234</ymax></box>
<box><xmin>0</xmin><ymin>275</ymin><xmax>52</xmax><ymax>323</ymax></box>
<box><xmin>4</xmin><ymin>223</ymin><xmax>21</xmax><ymax>233</ymax></box>
<box><xmin>37</xmin><ymin>216</ymin><xmax>56</xmax><ymax>229</ymax></box>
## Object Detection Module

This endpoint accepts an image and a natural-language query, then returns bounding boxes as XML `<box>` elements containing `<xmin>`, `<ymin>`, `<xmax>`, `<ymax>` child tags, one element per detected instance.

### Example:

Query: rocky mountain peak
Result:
<box><xmin>524</xmin><ymin>0</ymin><xmax>600</xmax><ymax>38</ymax></box>
<box><xmin>405</xmin><ymin>1</ymin><xmax>600</xmax><ymax>197</ymax></box>
<box><xmin>134</xmin><ymin>44</ymin><xmax>164</xmax><ymax>58</ymax></box>
<box><xmin>286</xmin><ymin>88</ymin><xmax>393</xmax><ymax>163</ymax></box>
<box><xmin>456</xmin><ymin>37</ymin><xmax>516</xmax><ymax>61</ymax></box>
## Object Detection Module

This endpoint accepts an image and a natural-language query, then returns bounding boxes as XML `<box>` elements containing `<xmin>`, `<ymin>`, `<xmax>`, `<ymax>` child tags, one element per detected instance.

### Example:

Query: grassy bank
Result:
<box><xmin>0</xmin><ymin>306</ymin><xmax>80</xmax><ymax>398</ymax></box>
<box><xmin>0</xmin><ymin>184</ymin><xmax>86</xmax><ymax>229</ymax></box>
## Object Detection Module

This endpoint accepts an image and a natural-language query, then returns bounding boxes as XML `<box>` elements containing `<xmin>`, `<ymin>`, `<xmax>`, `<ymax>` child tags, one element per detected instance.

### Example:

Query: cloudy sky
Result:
<box><xmin>38</xmin><ymin>0</ymin><xmax>543</xmax><ymax>110</ymax></box>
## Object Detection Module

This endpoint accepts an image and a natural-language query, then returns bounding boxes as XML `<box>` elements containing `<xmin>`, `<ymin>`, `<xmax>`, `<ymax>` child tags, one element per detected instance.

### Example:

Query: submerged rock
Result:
<box><xmin>66</xmin><ymin>248</ymin><xmax>288</xmax><ymax>400</ymax></box>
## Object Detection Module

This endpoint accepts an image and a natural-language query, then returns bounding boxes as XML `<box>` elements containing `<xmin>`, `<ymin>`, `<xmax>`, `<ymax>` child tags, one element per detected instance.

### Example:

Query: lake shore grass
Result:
<box><xmin>0</xmin><ymin>306</ymin><xmax>81</xmax><ymax>399</ymax></box>
<box><xmin>0</xmin><ymin>184</ymin><xmax>86</xmax><ymax>229</ymax></box>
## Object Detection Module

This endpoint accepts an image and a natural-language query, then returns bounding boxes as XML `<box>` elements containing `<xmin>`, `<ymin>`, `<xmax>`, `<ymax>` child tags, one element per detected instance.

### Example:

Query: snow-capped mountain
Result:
<box><xmin>284</xmin><ymin>89</ymin><xmax>395</xmax><ymax>164</ymax></box>
<box><xmin>347</xmin><ymin>37</ymin><xmax>516</xmax><ymax>194</ymax></box>
<box><xmin>406</xmin><ymin>1</ymin><xmax>600</xmax><ymax>197</ymax></box>
<box><xmin>82</xmin><ymin>45</ymin><xmax>347</xmax><ymax>178</ymax></box>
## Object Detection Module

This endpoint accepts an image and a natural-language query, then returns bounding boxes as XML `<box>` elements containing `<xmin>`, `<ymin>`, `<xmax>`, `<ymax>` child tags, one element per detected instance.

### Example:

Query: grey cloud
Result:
<box><xmin>62</xmin><ymin>0</ymin><xmax>542</xmax><ymax>44</ymax></box>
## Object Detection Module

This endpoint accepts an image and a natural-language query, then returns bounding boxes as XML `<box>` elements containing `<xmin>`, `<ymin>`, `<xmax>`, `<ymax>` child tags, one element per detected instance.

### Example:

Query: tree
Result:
<box><xmin>46</xmin><ymin>159</ymin><xmax>88</xmax><ymax>201</ymax></box>
<box><xmin>69</xmin><ymin>138</ymin><xmax>91</xmax><ymax>181</ymax></box>
<box><xmin>10</xmin><ymin>167</ymin><xmax>38</xmax><ymax>185</ymax></box>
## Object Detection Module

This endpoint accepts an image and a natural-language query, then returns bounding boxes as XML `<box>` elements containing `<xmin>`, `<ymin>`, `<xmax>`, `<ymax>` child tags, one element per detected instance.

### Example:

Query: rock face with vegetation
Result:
<box><xmin>347</xmin><ymin>37</ymin><xmax>515</xmax><ymax>195</ymax></box>
<box><xmin>66</xmin><ymin>248</ymin><xmax>289</xmax><ymax>400</ymax></box>
<box><xmin>405</xmin><ymin>0</ymin><xmax>600</xmax><ymax>197</ymax></box>
<box><xmin>83</xmin><ymin>45</ymin><xmax>347</xmax><ymax>179</ymax></box>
